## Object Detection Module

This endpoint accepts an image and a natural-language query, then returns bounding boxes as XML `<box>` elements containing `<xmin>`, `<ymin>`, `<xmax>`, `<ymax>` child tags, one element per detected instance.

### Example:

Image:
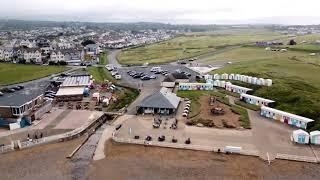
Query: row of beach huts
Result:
<box><xmin>205</xmin><ymin>73</ymin><xmax>273</xmax><ymax>87</ymax></box>
<box><xmin>179</xmin><ymin>73</ymin><xmax>316</xmax><ymax>131</ymax></box>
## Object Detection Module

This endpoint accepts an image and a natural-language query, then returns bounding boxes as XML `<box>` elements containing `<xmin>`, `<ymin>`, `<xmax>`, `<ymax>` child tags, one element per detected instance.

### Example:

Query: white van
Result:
<box><xmin>150</xmin><ymin>67</ymin><xmax>162</xmax><ymax>72</ymax></box>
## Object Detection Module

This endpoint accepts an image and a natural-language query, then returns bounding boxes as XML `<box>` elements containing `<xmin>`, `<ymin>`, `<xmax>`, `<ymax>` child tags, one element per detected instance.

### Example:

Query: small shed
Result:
<box><xmin>220</xmin><ymin>81</ymin><xmax>226</xmax><ymax>88</ymax></box>
<box><xmin>234</xmin><ymin>74</ymin><xmax>241</xmax><ymax>81</ymax></box>
<box><xmin>310</xmin><ymin>131</ymin><xmax>320</xmax><ymax>145</ymax></box>
<box><xmin>259</xmin><ymin>78</ymin><xmax>265</xmax><ymax>86</ymax></box>
<box><xmin>213</xmin><ymin>80</ymin><xmax>220</xmax><ymax>87</ymax></box>
<box><xmin>243</xmin><ymin>76</ymin><xmax>248</xmax><ymax>83</ymax></box>
<box><xmin>204</xmin><ymin>74</ymin><xmax>213</xmax><ymax>80</ymax></box>
<box><xmin>251</xmin><ymin>77</ymin><xmax>258</xmax><ymax>84</ymax></box>
<box><xmin>292</xmin><ymin>130</ymin><xmax>309</xmax><ymax>144</ymax></box>
<box><xmin>239</xmin><ymin>75</ymin><xmax>245</xmax><ymax>82</ymax></box>
<box><xmin>213</xmin><ymin>74</ymin><xmax>220</xmax><ymax>80</ymax></box>
<box><xmin>221</xmin><ymin>73</ymin><xmax>229</xmax><ymax>80</ymax></box>
<box><xmin>266</xmin><ymin>79</ymin><xmax>272</xmax><ymax>86</ymax></box>
<box><xmin>229</xmin><ymin>74</ymin><xmax>235</xmax><ymax>80</ymax></box>
<box><xmin>247</xmin><ymin>76</ymin><xmax>252</xmax><ymax>83</ymax></box>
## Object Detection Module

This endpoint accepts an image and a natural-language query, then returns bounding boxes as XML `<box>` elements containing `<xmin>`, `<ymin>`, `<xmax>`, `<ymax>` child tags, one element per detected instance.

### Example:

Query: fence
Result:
<box><xmin>276</xmin><ymin>153</ymin><xmax>318</xmax><ymax>163</ymax></box>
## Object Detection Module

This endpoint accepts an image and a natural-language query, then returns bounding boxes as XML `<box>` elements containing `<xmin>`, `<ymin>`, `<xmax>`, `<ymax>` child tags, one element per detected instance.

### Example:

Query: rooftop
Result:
<box><xmin>0</xmin><ymin>80</ymin><xmax>49</xmax><ymax>107</ymax></box>
<box><xmin>138</xmin><ymin>87</ymin><xmax>181</xmax><ymax>109</ymax></box>
<box><xmin>61</xmin><ymin>75</ymin><xmax>90</xmax><ymax>87</ymax></box>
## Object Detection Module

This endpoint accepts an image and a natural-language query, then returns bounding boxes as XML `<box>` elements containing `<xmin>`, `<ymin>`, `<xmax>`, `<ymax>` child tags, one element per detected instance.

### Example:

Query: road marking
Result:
<box><xmin>267</xmin><ymin>152</ymin><xmax>271</xmax><ymax>165</ymax></box>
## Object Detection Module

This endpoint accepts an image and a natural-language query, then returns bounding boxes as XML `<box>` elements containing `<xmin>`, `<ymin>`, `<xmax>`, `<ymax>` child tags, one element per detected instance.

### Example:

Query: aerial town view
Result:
<box><xmin>1</xmin><ymin>0</ymin><xmax>320</xmax><ymax>179</ymax></box>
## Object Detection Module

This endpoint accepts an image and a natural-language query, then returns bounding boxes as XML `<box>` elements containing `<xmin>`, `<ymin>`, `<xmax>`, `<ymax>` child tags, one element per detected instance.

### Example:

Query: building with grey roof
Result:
<box><xmin>136</xmin><ymin>87</ymin><xmax>181</xmax><ymax>115</ymax></box>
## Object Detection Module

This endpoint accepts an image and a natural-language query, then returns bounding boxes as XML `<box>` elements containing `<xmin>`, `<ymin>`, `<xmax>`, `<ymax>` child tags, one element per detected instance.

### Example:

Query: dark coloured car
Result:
<box><xmin>18</xmin><ymin>85</ymin><xmax>25</xmax><ymax>89</ymax></box>
<box><xmin>141</xmin><ymin>76</ymin><xmax>150</xmax><ymax>80</ymax></box>
<box><xmin>12</xmin><ymin>86</ymin><xmax>21</xmax><ymax>90</ymax></box>
<box><xmin>154</xmin><ymin>71</ymin><xmax>162</xmax><ymax>74</ymax></box>
<box><xmin>133</xmin><ymin>74</ymin><xmax>142</xmax><ymax>78</ymax></box>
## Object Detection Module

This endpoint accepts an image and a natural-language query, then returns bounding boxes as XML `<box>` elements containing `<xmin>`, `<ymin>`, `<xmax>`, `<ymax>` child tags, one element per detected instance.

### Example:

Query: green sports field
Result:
<box><xmin>118</xmin><ymin>30</ymin><xmax>285</xmax><ymax>65</ymax></box>
<box><xmin>0</xmin><ymin>63</ymin><xmax>67</xmax><ymax>85</ymax></box>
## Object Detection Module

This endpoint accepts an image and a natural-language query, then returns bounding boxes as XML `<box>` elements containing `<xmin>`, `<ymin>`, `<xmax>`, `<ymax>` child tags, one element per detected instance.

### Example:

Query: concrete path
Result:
<box><xmin>93</xmin><ymin>115</ymin><xmax>134</xmax><ymax>161</ymax></box>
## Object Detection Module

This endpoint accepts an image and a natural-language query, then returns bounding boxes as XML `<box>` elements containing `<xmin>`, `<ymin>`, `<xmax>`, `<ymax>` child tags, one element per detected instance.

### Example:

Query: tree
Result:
<box><xmin>81</xmin><ymin>40</ymin><xmax>96</xmax><ymax>46</ymax></box>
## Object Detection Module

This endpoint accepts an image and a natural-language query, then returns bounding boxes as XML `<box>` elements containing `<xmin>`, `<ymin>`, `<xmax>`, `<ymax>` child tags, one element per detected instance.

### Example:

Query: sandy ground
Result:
<box><xmin>0</xmin><ymin>137</ymin><xmax>85</xmax><ymax>180</ymax></box>
<box><xmin>191</xmin><ymin>96</ymin><xmax>241</xmax><ymax>128</ymax></box>
<box><xmin>88</xmin><ymin>141</ymin><xmax>320</xmax><ymax>180</ymax></box>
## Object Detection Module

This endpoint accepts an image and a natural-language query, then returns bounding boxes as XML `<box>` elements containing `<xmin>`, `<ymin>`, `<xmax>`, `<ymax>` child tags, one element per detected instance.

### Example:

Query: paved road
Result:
<box><xmin>107</xmin><ymin>49</ymin><xmax>122</xmax><ymax>67</ymax></box>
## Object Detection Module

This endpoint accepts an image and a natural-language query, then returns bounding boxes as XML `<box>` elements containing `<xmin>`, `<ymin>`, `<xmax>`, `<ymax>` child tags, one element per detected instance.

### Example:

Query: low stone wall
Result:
<box><xmin>112</xmin><ymin>136</ymin><xmax>260</xmax><ymax>157</ymax></box>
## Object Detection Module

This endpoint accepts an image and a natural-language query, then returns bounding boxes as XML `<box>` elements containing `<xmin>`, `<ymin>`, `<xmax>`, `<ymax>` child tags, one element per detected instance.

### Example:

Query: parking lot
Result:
<box><xmin>109</xmin><ymin>64</ymin><xmax>199</xmax><ymax>89</ymax></box>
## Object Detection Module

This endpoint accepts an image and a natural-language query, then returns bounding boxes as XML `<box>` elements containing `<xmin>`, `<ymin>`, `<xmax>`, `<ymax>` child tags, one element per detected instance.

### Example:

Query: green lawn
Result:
<box><xmin>99</xmin><ymin>52</ymin><xmax>109</xmax><ymax>65</ymax></box>
<box><xmin>87</xmin><ymin>67</ymin><xmax>114</xmax><ymax>84</ymax></box>
<box><xmin>0</xmin><ymin>63</ymin><xmax>67</xmax><ymax>85</ymax></box>
<box><xmin>177</xmin><ymin>90</ymin><xmax>229</xmax><ymax>118</ymax></box>
<box><xmin>107</xmin><ymin>86</ymin><xmax>139</xmax><ymax>112</ymax></box>
<box><xmin>118</xmin><ymin>31</ymin><xmax>285</xmax><ymax>65</ymax></box>
<box><xmin>209</xmin><ymin>47</ymin><xmax>320</xmax><ymax>130</ymax></box>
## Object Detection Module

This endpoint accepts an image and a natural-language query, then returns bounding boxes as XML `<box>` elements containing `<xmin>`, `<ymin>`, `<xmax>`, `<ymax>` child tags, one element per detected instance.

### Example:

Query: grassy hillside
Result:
<box><xmin>0</xmin><ymin>63</ymin><xmax>67</xmax><ymax>85</ymax></box>
<box><xmin>118</xmin><ymin>31</ymin><xmax>285</xmax><ymax>65</ymax></box>
<box><xmin>210</xmin><ymin>47</ymin><xmax>320</xmax><ymax>130</ymax></box>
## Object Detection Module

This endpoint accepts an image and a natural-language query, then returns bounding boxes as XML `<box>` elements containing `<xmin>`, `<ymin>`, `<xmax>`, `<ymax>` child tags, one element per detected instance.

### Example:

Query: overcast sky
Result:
<box><xmin>1</xmin><ymin>0</ymin><xmax>319</xmax><ymax>24</ymax></box>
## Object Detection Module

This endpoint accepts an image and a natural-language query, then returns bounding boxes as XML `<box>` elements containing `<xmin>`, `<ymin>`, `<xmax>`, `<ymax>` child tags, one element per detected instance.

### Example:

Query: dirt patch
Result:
<box><xmin>187</xmin><ymin>95</ymin><xmax>241</xmax><ymax>129</ymax></box>
<box><xmin>87</xmin><ymin>141</ymin><xmax>320</xmax><ymax>180</ymax></box>
<box><xmin>0</xmin><ymin>137</ymin><xmax>85</xmax><ymax>180</ymax></box>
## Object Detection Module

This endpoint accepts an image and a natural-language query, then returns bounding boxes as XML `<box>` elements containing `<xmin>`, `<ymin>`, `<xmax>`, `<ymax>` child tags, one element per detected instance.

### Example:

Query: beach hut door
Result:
<box><xmin>284</xmin><ymin>116</ymin><xmax>289</xmax><ymax>124</ymax></box>
<box><xmin>298</xmin><ymin>135</ymin><xmax>305</xmax><ymax>143</ymax></box>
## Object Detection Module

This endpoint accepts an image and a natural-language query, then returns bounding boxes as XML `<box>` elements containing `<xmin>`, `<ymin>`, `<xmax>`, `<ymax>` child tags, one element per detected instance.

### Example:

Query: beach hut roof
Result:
<box><xmin>293</xmin><ymin>129</ymin><xmax>309</xmax><ymax>136</ymax></box>
<box><xmin>261</xmin><ymin>106</ymin><xmax>314</xmax><ymax>123</ymax></box>
<box><xmin>310</xmin><ymin>131</ymin><xmax>320</xmax><ymax>136</ymax></box>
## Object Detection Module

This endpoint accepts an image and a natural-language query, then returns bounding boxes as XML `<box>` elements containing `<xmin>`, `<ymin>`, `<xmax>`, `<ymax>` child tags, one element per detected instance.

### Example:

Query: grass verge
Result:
<box><xmin>230</xmin><ymin>105</ymin><xmax>251</xmax><ymax>129</ymax></box>
<box><xmin>87</xmin><ymin>67</ymin><xmax>114</xmax><ymax>83</ymax></box>
<box><xmin>107</xmin><ymin>86</ymin><xmax>139</xmax><ymax>111</ymax></box>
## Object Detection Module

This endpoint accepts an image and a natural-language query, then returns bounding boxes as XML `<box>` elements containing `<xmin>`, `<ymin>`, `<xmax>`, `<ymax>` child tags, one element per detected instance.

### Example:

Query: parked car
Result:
<box><xmin>0</xmin><ymin>91</ymin><xmax>3</xmax><ymax>96</ymax></box>
<box><xmin>133</xmin><ymin>74</ymin><xmax>142</xmax><ymax>78</ymax></box>
<box><xmin>150</xmin><ymin>67</ymin><xmax>162</xmax><ymax>72</ymax></box>
<box><xmin>12</xmin><ymin>86</ymin><xmax>21</xmax><ymax>90</ymax></box>
<box><xmin>154</xmin><ymin>70</ymin><xmax>162</xmax><ymax>74</ymax></box>
<box><xmin>150</xmin><ymin>75</ymin><xmax>157</xmax><ymax>79</ymax></box>
<box><xmin>17</xmin><ymin>85</ymin><xmax>24</xmax><ymax>89</ymax></box>
<box><xmin>182</xmin><ymin>112</ymin><xmax>188</xmax><ymax>117</ymax></box>
<box><xmin>141</xmin><ymin>76</ymin><xmax>151</xmax><ymax>80</ymax></box>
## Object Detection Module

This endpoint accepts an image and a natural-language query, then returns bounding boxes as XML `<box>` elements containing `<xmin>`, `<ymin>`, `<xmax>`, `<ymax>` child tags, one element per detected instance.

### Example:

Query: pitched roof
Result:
<box><xmin>138</xmin><ymin>88</ymin><xmax>180</xmax><ymax>109</ymax></box>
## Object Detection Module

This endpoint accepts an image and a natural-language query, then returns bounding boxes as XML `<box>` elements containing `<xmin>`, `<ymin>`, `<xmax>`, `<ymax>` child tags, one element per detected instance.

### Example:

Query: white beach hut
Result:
<box><xmin>221</xmin><ymin>73</ymin><xmax>229</xmax><ymax>80</ymax></box>
<box><xmin>247</xmin><ymin>76</ymin><xmax>252</xmax><ymax>84</ymax></box>
<box><xmin>239</xmin><ymin>75</ymin><xmax>245</xmax><ymax>82</ymax></box>
<box><xmin>292</xmin><ymin>130</ymin><xmax>309</xmax><ymax>144</ymax></box>
<box><xmin>235</xmin><ymin>74</ymin><xmax>240</xmax><ymax>81</ymax></box>
<box><xmin>213</xmin><ymin>80</ymin><xmax>220</xmax><ymax>87</ymax></box>
<box><xmin>266</xmin><ymin>79</ymin><xmax>273</xmax><ymax>86</ymax></box>
<box><xmin>251</xmin><ymin>77</ymin><xmax>258</xmax><ymax>84</ymax></box>
<box><xmin>204</xmin><ymin>74</ymin><xmax>213</xmax><ymax>81</ymax></box>
<box><xmin>220</xmin><ymin>81</ymin><xmax>226</xmax><ymax>88</ymax></box>
<box><xmin>213</xmin><ymin>74</ymin><xmax>220</xmax><ymax>80</ymax></box>
<box><xmin>259</xmin><ymin>78</ymin><xmax>265</xmax><ymax>86</ymax></box>
<box><xmin>229</xmin><ymin>74</ymin><xmax>235</xmax><ymax>80</ymax></box>
<box><xmin>243</xmin><ymin>76</ymin><xmax>248</xmax><ymax>83</ymax></box>
<box><xmin>310</xmin><ymin>131</ymin><xmax>320</xmax><ymax>145</ymax></box>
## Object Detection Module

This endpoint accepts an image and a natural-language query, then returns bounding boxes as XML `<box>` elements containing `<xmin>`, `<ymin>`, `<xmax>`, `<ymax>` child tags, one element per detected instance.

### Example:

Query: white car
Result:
<box><xmin>184</xmin><ymin>106</ymin><xmax>190</xmax><ymax>110</ymax></box>
<box><xmin>183</xmin><ymin>109</ymin><xmax>189</xmax><ymax>113</ymax></box>
<box><xmin>115</xmin><ymin>75</ymin><xmax>122</xmax><ymax>80</ymax></box>
<box><xmin>182</xmin><ymin>113</ymin><xmax>188</xmax><ymax>117</ymax></box>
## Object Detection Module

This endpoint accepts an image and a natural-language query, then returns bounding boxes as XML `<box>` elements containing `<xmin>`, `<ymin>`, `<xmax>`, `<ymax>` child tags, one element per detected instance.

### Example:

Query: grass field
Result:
<box><xmin>118</xmin><ymin>31</ymin><xmax>285</xmax><ymax>65</ymax></box>
<box><xmin>87</xmin><ymin>67</ymin><xmax>114</xmax><ymax>84</ymax></box>
<box><xmin>209</xmin><ymin>47</ymin><xmax>320</xmax><ymax>130</ymax></box>
<box><xmin>0</xmin><ymin>63</ymin><xmax>67</xmax><ymax>85</ymax></box>
<box><xmin>99</xmin><ymin>52</ymin><xmax>108</xmax><ymax>65</ymax></box>
<box><xmin>107</xmin><ymin>86</ymin><xmax>139</xmax><ymax>111</ymax></box>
